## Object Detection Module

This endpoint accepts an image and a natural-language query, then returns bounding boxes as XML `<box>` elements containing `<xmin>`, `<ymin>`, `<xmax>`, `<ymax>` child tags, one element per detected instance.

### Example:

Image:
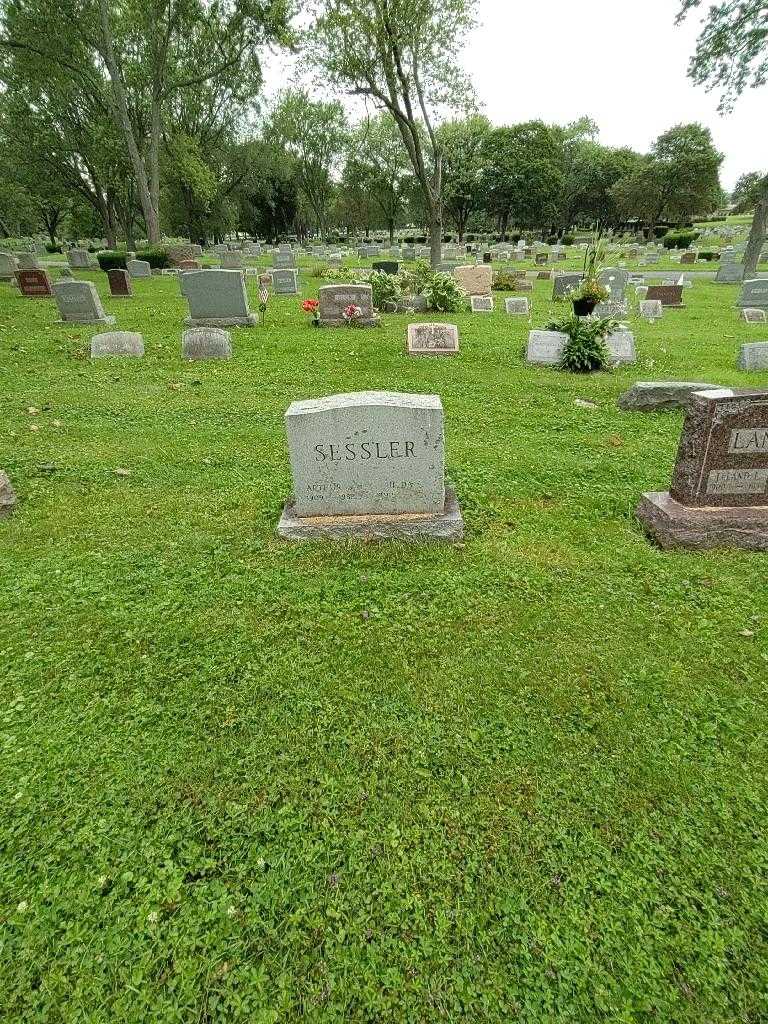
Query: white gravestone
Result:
<box><xmin>407</xmin><ymin>323</ymin><xmax>459</xmax><ymax>356</ymax></box>
<box><xmin>182</xmin><ymin>327</ymin><xmax>233</xmax><ymax>360</ymax></box>
<box><xmin>90</xmin><ymin>331</ymin><xmax>144</xmax><ymax>357</ymax></box>
<box><xmin>470</xmin><ymin>295</ymin><xmax>494</xmax><ymax>313</ymax></box>
<box><xmin>526</xmin><ymin>330</ymin><xmax>568</xmax><ymax>365</ymax></box>
<box><xmin>277</xmin><ymin>392</ymin><xmax>463</xmax><ymax>541</ymax></box>
<box><xmin>742</xmin><ymin>308</ymin><xmax>768</xmax><ymax>324</ymax></box>
<box><xmin>640</xmin><ymin>300</ymin><xmax>664</xmax><ymax>320</ymax></box>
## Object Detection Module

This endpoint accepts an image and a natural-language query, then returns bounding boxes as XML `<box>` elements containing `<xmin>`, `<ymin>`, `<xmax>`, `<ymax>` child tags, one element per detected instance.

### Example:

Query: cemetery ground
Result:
<box><xmin>2</xmin><ymin>265</ymin><xmax>768</xmax><ymax>1022</ymax></box>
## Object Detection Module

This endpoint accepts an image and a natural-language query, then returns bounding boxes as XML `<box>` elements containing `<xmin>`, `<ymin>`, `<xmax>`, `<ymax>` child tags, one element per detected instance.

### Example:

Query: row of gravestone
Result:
<box><xmin>4</xmin><ymin>382</ymin><xmax>768</xmax><ymax>550</ymax></box>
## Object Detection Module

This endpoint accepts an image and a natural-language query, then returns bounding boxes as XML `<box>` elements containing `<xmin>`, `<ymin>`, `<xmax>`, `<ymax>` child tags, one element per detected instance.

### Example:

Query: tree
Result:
<box><xmin>611</xmin><ymin>124</ymin><xmax>722</xmax><ymax>231</ymax></box>
<box><xmin>269</xmin><ymin>90</ymin><xmax>347</xmax><ymax>237</ymax></box>
<box><xmin>309</xmin><ymin>0</ymin><xmax>477</xmax><ymax>268</ymax></box>
<box><xmin>481</xmin><ymin>122</ymin><xmax>564</xmax><ymax>239</ymax></box>
<box><xmin>0</xmin><ymin>0</ymin><xmax>292</xmax><ymax>244</ymax></box>
<box><xmin>344</xmin><ymin>114</ymin><xmax>412</xmax><ymax>242</ymax></box>
<box><xmin>678</xmin><ymin>1</ymin><xmax>768</xmax><ymax>276</ymax></box>
<box><xmin>438</xmin><ymin>115</ymin><xmax>491</xmax><ymax>241</ymax></box>
<box><xmin>732</xmin><ymin>172</ymin><xmax>766</xmax><ymax>212</ymax></box>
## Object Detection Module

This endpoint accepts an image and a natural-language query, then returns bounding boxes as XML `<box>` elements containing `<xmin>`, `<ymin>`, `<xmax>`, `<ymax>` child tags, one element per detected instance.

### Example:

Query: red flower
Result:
<box><xmin>302</xmin><ymin>299</ymin><xmax>319</xmax><ymax>313</ymax></box>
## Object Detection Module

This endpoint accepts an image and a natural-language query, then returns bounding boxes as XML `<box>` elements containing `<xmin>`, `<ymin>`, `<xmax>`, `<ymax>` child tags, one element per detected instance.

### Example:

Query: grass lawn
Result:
<box><xmin>2</xmin><ymin>262</ymin><xmax>768</xmax><ymax>1022</ymax></box>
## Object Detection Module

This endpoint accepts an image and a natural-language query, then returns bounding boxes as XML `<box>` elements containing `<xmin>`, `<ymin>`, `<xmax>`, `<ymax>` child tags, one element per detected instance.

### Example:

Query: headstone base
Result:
<box><xmin>637</xmin><ymin>491</ymin><xmax>768</xmax><ymax>551</ymax></box>
<box><xmin>316</xmin><ymin>316</ymin><xmax>381</xmax><ymax>328</ymax></box>
<box><xmin>184</xmin><ymin>315</ymin><xmax>257</xmax><ymax>327</ymax></box>
<box><xmin>56</xmin><ymin>315</ymin><xmax>115</xmax><ymax>325</ymax></box>
<box><xmin>277</xmin><ymin>486</ymin><xmax>464</xmax><ymax>543</ymax></box>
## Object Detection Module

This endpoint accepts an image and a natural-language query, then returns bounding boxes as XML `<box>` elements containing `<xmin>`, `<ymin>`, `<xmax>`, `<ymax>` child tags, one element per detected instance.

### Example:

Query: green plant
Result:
<box><xmin>545</xmin><ymin>313</ymin><xmax>618</xmax><ymax>373</ymax></box>
<box><xmin>422</xmin><ymin>272</ymin><xmax>464</xmax><ymax>312</ymax></box>
<box><xmin>492</xmin><ymin>270</ymin><xmax>522</xmax><ymax>291</ymax></box>
<box><xmin>45</xmin><ymin>242</ymin><xmax>62</xmax><ymax>254</ymax></box>
<box><xmin>562</xmin><ymin>234</ymin><xmax>575</xmax><ymax>246</ymax></box>
<box><xmin>136</xmin><ymin>246</ymin><xmax>170</xmax><ymax>269</ymax></box>
<box><xmin>369</xmin><ymin>271</ymin><xmax>400</xmax><ymax>310</ymax></box>
<box><xmin>96</xmin><ymin>250</ymin><xmax>129</xmax><ymax>271</ymax></box>
<box><xmin>662</xmin><ymin>229</ymin><xmax>700</xmax><ymax>250</ymax></box>
<box><xmin>398</xmin><ymin>259</ymin><xmax>435</xmax><ymax>297</ymax></box>
<box><xmin>570</xmin><ymin>277</ymin><xmax>608</xmax><ymax>303</ymax></box>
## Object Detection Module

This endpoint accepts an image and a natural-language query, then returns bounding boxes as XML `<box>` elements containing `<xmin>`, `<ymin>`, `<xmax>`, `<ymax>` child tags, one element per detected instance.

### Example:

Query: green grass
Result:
<box><xmin>2</xmin><ymin>265</ymin><xmax>768</xmax><ymax>1022</ymax></box>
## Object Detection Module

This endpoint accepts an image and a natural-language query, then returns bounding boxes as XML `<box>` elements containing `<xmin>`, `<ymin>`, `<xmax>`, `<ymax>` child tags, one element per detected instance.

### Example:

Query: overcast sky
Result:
<box><xmin>263</xmin><ymin>0</ymin><xmax>768</xmax><ymax>192</ymax></box>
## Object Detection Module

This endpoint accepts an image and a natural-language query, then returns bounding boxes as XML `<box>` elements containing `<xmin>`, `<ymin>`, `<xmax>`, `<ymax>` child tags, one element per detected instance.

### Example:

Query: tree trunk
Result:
<box><xmin>148</xmin><ymin>92</ymin><xmax>162</xmax><ymax>242</ymax></box>
<box><xmin>388</xmin><ymin>220</ymin><xmax>394</xmax><ymax>244</ymax></box>
<box><xmin>500</xmin><ymin>211</ymin><xmax>509</xmax><ymax>242</ymax></box>
<box><xmin>743</xmin><ymin>176</ymin><xmax>768</xmax><ymax>279</ymax></box>
<box><xmin>98</xmin><ymin>0</ymin><xmax>160</xmax><ymax>244</ymax></box>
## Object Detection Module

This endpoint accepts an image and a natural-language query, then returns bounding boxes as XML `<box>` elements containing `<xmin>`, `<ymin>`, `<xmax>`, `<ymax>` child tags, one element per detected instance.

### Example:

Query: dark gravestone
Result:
<box><xmin>680</xmin><ymin>252</ymin><xmax>696</xmax><ymax>264</ymax></box>
<box><xmin>738</xmin><ymin>280</ymin><xmax>768</xmax><ymax>309</ymax></box>
<box><xmin>372</xmin><ymin>261</ymin><xmax>399</xmax><ymax>276</ymax></box>
<box><xmin>552</xmin><ymin>273</ymin><xmax>582</xmax><ymax>300</ymax></box>
<box><xmin>637</xmin><ymin>388</ymin><xmax>768</xmax><ymax>549</ymax></box>
<box><xmin>107</xmin><ymin>269</ymin><xmax>132</xmax><ymax>298</ymax></box>
<box><xmin>645</xmin><ymin>284</ymin><xmax>684</xmax><ymax>308</ymax></box>
<box><xmin>16</xmin><ymin>269</ymin><xmax>53</xmax><ymax>298</ymax></box>
<box><xmin>483</xmin><ymin>252</ymin><xmax>492</xmax><ymax>263</ymax></box>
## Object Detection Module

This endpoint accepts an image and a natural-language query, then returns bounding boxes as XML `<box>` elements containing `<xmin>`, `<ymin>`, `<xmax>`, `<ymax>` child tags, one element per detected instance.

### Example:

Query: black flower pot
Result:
<box><xmin>573</xmin><ymin>297</ymin><xmax>598</xmax><ymax>316</ymax></box>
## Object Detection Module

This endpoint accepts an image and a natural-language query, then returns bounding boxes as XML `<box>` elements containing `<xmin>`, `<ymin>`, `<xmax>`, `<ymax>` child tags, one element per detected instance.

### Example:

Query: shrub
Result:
<box><xmin>698</xmin><ymin>251</ymin><xmax>719</xmax><ymax>261</ymax></box>
<box><xmin>422</xmin><ymin>272</ymin><xmax>464</xmax><ymax>313</ymax></box>
<box><xmin>398</xmin><ymin>259</ymin><xmax>435</xmax><ymax>297</ymax></box>
<box><xmin>544</xmin><ymin>314</ymin><xmax>617</xmax><ymax>373</ymax></box>
<box><xmin>369</xmin><ymin>270</ymin><xmax>399</xmax><ymax>309</ymax></box>
<box><xmin>45</xmin><ymin>243</ymin><xmax>62</xmax><ymax>254</ymax></box>
<box><xmin>561</xmin><ymin>234</ymin><xmax>575</xmax><ymax>246</ymax></box>
<box><xmin>492</xmin><ymin>270</ymin><xmax>521</xmax><ymax>291</ymax></box>
<box><xmin>662</xmin><ymin>229</ymin><xmax>699</xmax><ymax>250</ymax></box>
<box><xmin>136</xmin><ymin>246</ymin><xmax>169</xmax><ymax>269</ymax></box>
<box><xmin>546</xmin><ymin>235</ymin><xmax>559</xmax><ymax>245</ymax></box>
<box><xmin>653</xmin><ymin>226</ymin><xmax>669</xmax><ymax>238</ymax></box>
<box><xmin>96</xmin><ymin>250</ymin><xmax>129</xmax><ymax>271</ymax></box>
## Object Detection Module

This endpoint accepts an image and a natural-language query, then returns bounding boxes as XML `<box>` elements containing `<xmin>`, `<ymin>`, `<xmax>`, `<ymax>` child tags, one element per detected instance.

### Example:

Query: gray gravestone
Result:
<box><xmin>505</xmin><ymin>297</ymin><xmax>530</xmax><ymax>315</ymax></box>
<box><xmin>273</xmin><ymin>250</ymin><xmax>296</xmax><ymax>269</ymax></box>
<box><xmin>277</xmin><ymin>391</ymin><xmax>463</xmax><ymax>541</ymax></box>
<box><xmin>470</xmin><ymin>295</ymin><xmax>494</xmax><ymax>313</ymax></box>
<box><xmin>53</xmin><ymin>280</ymin><xmax>114</xmax><ymax>324</ymax></box>
<box><xmin>317</xmin><ymin>284</ymin><xmax>379</xmax><ymax>327</ymax></box>
<box><xmin>618</xmin><ymin>381</ymin><xmax>719</xmax><ymax>412</ymax></box>
<box><xmin>127</xmin><ymin>259</ymin><xmax>151</xmax><ymax>279</ymax></box>
<box><xmin>552</xmin><ymin>273</ymin><xmax>582</xmax><ymax>300</ymax></box>
<box><xmin>640</xmin><ymin>299</ymin><xmax>663</xmax><ymax>320</ymax></box>
<box><xmin>737</xmin><ymin>343</ymin><xmax>768</xmax><ymax>371</ymax></box>
<box><xmin>272</xmin><ymin>269</ymin><xmax>299</xmax><ymax>295</ymax></box>
<box><xmin>593</xmin><ymin>300</ymin><xmax>629</xmax><ymax>319</ymax></box>
<box><xmin>90</xmin><ymin>331</ymin><xmax>144</xmax><ymax>357</ymax></box>
<box><xmin>407</xmin><ymin>323</ymin><xmax>459</xmax><ymax>356</ymax></box>
<box><xmin>182</xmin><ymin>327</ymin><xmax>233</xmax><ymax>360</ymax></box>
<box><xmin>68</xmin><ymin>248</ymin><xmax>91</xmax><ymax>269</ymax></box>
<box><xmin>0</xmin><ymin>469</ymin><xmax>17</xmax><ymax>516</ymax></box>
<box><xmin>605</xmin><ymin>330</ymin><xmax>636</xmax><ymax>364</ymax></box>
<box><xmin>220</xmin><ymin>251</ymin><xmax>243</xmax><ymax>269</ymax></box>
<box><xmin>181</xmin><ymin>269</ymin><xmax>257</xmax><ymax>326</ymax></box>
<box><xmin>16</xmin><ymin>253</ymin><xmax>41</xmax><ymax>271</ymax></box>
<box><xmin>738</xmin><ymin>280</ymin><xmax>768</xmax><ymax>309</ymax></box>
<box><xmin>526</xmin><ymin>330</ymin><xmax>568</xmax><ymax>365</ymax></box>
<box><xmin>716</xmin><ymin>257</ymin><xmax>744</xmax><ymax>283</ymax></box>
<box><xmin>0</xmin><ymin>252</ymin><xmax>19</xmax><ymax>281</ymax></box>
<box><xmin>598</xmin><ymin>268</ymin><xmax>630</xmax><ymax>301</ymax></box>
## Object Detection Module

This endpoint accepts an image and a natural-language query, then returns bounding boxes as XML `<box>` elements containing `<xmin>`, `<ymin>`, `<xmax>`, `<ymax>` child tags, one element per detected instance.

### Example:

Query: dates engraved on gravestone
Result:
<box><xmin>284</xmin><ymin>392</ymin><xmax>446</xmax><ymax>517</ymax></box>
<box><xmin>317</xmin><ymin>284</ymin><xmax>378</xmax><ymax>326</ymax></box>
<box><xmin>470</xmin><ymin>295</ymin><xmax>494</xmax><ymax>312</ymax></box>
<box><xmin>16</xmin><ymin>269</ymin><xmax>53</xmax><ymax>297</ymax></box>
<box><xmin>407</xmin><ymin>323</ymin><xmax>459</xmax><ymax>356</ymax></box>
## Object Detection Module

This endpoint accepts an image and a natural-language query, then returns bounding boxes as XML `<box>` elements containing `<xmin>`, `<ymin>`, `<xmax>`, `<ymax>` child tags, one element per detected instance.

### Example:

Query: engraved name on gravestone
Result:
<box><xmin>407</xmin><ymin>323</ymin><xmax>459</xmax><ymax>356</ymax></box>
<box><xmin>127</xmin><ymin>259</ymin><xmax>151</xmax><ymax>278</ymax></box>
<box><xmin>182</xmin><ymin>327</ymin><xmax>232</xmax><ymax>360</ymax></box>
<box><xmin>505</xmin><ymin>297</ymin><xmax>530</xmax><ymax>315</ymax></box>
<box><xmin>284</xmin><ymin>392</ymin><xmax>446</xmax><ymax>517</ymax></box>
<box><xmin>182</xmin><ymin>269</ymin><xmax>257</xmax><ymax>327</ymax></box>
<box><xmin>16</xmin><ymin>269</ymin><xmax>53</xmax><ymax>298</ymax></box>
<box><xmin>738</xmin><ymin>280</ymin><xmax>768</xmax><ymax>309</ymax></box>
<box><xmin>669</xmin><ymin>390</ymin><xmax>768</xmax><ymax>507</ymax></box>
<box><xmin>107</xmin><ymin>269</ymin><xmax>132</xmax><ymax>297</ymax></box>
<box><xmin>90</xmin><ymin>331</ymin><xmax>144</xmax><ymax>357</ymax></box>
<box><xmin>317</xmin><ymin>284</ymin><xmax>378</xmax><ymax>326</ymax></box>
<box><xmin>272</xmin><ymin>268</ymin><xmax>299</xmax><ymax>295</ymax></box>
<box><xmin>453</xmin><ymin>265</ymin><xmax>492</xmax><ymax>297</ymax></box>
<box><xmin>645</xmin><ymin>284</ymin><xmax>684</xmax><ymax>308</ymax></box>
<box><xmin>737</xmin><ymin>343</ymin><xmax>768</xmax><ymax>372</ymax></box>
<box><xmin>470</xmin><ymin>295</ymin><xmax>494</xmax><ymax>312</ymax></box>
<box><xmin>53</xmin><ymin>280</ymin><xmax>114</xmax><ymax>324</ymax></box>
